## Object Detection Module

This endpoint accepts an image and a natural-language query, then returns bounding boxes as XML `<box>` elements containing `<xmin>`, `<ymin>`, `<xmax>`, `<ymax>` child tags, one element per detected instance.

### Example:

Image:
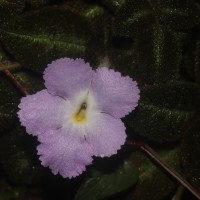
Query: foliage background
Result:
<box><xmin>0</xmin><ymin>0</ymin><xmax>200</xmax><ymax>199</ymax></box>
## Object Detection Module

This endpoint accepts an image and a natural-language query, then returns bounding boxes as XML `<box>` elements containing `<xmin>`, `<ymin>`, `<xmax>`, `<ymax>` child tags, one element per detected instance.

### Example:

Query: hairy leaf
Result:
<box><xmin>180</xmin><ymin>36</ymin><xmax>200</xmax><ymax>84</ymax></box>
<box><xmin>131</xmin><ymin>82</ymin><xmax>200</xmax><ymax>142</ymax></box>
<box><xmin>0</xmin><ymin>69</ymin><xmax>44</xmax><ymax>133</ymax></box>
<box><xmin>181</xmin><ymin>38</ymin><xmax>197</xmax><ymax>81</ymax></box>
<box><xmin>0</xmin><ymin>43</ymin><xmax>7</xmax><ymax>62</ymax></box>
<box><xmin>0</xmin><ymin>74</ymin><xmax>20</xmax><ymax>133</ymax></box>
<box><xmin>127</xmin><ymin>147</ymin><xmax>181</xmax><ymax>200</ymax></box>
<box><xmin>13</xmin><ymin>70</ymin><xmax>44</xmax><ymax>94</ymax></box>
<box><xmin>195</xmin><ymin>39</ymin><xmax>200</xmax><ymax>85</ymax></box>
<box><xmin>100</xmin><ymin>0</ymin><xmax>125</xmax><ymax>13</ymax></box>
<box><xmin>134</xmin><ymin>25</ymin><xmax>181</xmax><ymax>84</ymax></box>
<box><xmin>0</xmin><ymin>6</ymin><xmax>92</xmax><ymax>73</ymax></box>
<box><xmin>112</xmin><ymin>0</ymin><xmax>155</xmax><ymax>37</ymax></box>
<box><xmin>25</xmin><ymin>0</ymin><xmax>49</xmax><ymax>8</ymax></box>
<box><xmin>106</xmin><ymin>39</ymin><xmax>141</xmax><ymax>81</ymax></box>
<box><xmin>0</xmin><ymin>0</ymin><xmax>25</xmax><ymax>23</ymax></box>
<box><xmin>66</xmin><ymin>0</ymin><xmax>112</xmax><ymax>66</ymax></box>
<box><xmin>181</xmin><ymin>119</ymin><xmax>200</xmax><ymax>189</ymax></box>
<box><xmin>75</xmin><ymin>161</ymin><xmax>138</xmax><ymax>200</ymax></box>
<box><xmin>157</xmin><ymin>0</ymin><xmax>200</xmax><ymax>29</ymax></box>
<box><xmin>0</xmin><ymin>124</ymin><xmax>44</xmax><ymax>185</ymax></box>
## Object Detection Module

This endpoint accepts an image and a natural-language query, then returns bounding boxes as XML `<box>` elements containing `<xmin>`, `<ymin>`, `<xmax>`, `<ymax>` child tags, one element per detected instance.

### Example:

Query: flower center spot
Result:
<box><xmin>73</xmin><ymin>102</ymin><xmax>87</xmax><ymax>124</ymax></box>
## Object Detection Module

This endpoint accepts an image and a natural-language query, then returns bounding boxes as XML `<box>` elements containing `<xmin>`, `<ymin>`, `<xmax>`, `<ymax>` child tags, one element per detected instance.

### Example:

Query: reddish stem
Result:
<box><xmin>0</xmin><ymin>62</ymin><xmax>29</xmax><ymax>96</ymax></box>
<box><xmin>0</xmin><ymin>62</ymin><xmax>21</xmax><ymax>71</ymax></box>
<box><xmin>126</xmin><ymin>140</ymin><xmax>200</xmax><ymax>200</ymax></box>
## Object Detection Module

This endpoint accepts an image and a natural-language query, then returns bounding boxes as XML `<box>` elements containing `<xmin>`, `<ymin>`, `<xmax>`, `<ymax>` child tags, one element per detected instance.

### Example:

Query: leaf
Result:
<box><xmin>0</xmin><ymin>74</ymin><xmax>20</xmax><ymax>133</ymax></box>
<box><xmin>112</xmin><ymin>0</ymin><xmax>155</xmax><ymax>37</ymax></box>
<box><xmin>100</xmin><ymin>0</ymin><xmax>125</xmax><ymax>13</ymax></box>
<box><xmin>106</xmin><ymin>38</ymin><xmax>141</xmax><ymax>82</ymax></box>
<box><xmin>180</xmin><ymin>36</ymin><xmax>200</xmax><ymax>84</ymax></box>
<box><xmin>181</xmin><ymin>119</ymin><xmax>200</xmax><ymax>188</ymax></box>
<box><xmin>195</xmin><ymin>39</ymin><xmax>200</xmax><ymax>85</ymax></box>
<box><xmin>0</xmin><ymin>6</ymin><xmax>92</xmax><ymax>73</ymax></box>
<box><xmin>0</xmin><ymin>43</ymin><xmax>7</xmax><ymax>61</ymax></box>
<box><xmin>131</xmin><ymin>82</ymin><xmax>200</xmax><ymax>142</ymax></box>
<box><xmin>127</xmin><ymin>147</ymin><xmax>181</xmax><ymax>200</ymax></box>
<box><xmin>134</xmin><ymin>24</ymin><xmax>181</xmax><ymax>84</ymax></box>
<box><xmin>157</xmin><ymin>0</ymin><xmax>200</xmax><ymax>29</ymax></box>
<box><xmin>0</xmin><ymin>69</ymin><xmax>44</xmax><ymax>133</ymax></box>
<box><xmin>25</xmin><ymin>0</ymin><xmax>49</xmax><ymax>8</ymax></box>
<box><xmin>0</xmin><ymin>123</ymin><xmax>44</xmax><ymax>185</ymax></box>
<box><xmin>75</xmin><ymin>161</ymin><xmax>138</xmax><ymax>200</ymax></box>
<box><xmin>65</xmin><ymin>0</ymin><xmax>112</xmax><ymax>66</ymax></box>
<box><xmin>0</xmin><ymin>47</ymin><xmax>19</xmax><ymax>133</ymax></box>
<box><xmin>180</xmin><ymin>37</ymin><xmax>197</xmax><ymax>81</ymax></box>
<box><xmin>13</xmin><ymin>70</ymin><xmax>44</xmax><ymax>94</ymax></box>
<box><xmin>0</xmin><ymin>0</ymin><xmax>25</xmax><ymax>24</ymax></box>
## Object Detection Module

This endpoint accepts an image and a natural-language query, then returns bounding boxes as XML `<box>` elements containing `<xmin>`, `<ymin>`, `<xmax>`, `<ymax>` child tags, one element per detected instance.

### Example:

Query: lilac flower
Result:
<box><xmin>18</xmin><ymin>58</ymin><xmax>140</xmax><ymax>178</ymax></box>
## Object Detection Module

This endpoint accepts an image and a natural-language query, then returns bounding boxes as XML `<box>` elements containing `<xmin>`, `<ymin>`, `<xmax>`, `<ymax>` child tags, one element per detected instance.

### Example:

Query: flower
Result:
<box><xmin>18</xmin><ymin>58</ymin><xmax>140</xmax><ymax>178</ymax></box>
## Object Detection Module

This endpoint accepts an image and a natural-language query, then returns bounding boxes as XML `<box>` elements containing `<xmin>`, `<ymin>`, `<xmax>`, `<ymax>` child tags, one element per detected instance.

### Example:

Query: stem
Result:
<box><xmin>0</xmin><ymin>62</ymin><xmax>21</xmax><ymax>71</ymax></box>
<box><xmin>0</xmin><ymin>62</ymin><xmax>29</xmax><ymax>96</ymax></box>
<box><xmin>126</xmin><ymin>140</ymin><xmax>200</xmax><ymax>200</ymax></box>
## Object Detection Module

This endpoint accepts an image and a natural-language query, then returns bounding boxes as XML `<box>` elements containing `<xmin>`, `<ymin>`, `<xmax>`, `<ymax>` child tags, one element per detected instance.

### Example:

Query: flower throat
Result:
<box><xmin>73</xmin><ymin>102</ymin><xmax>87</xmax><ymax>124</ymax></box>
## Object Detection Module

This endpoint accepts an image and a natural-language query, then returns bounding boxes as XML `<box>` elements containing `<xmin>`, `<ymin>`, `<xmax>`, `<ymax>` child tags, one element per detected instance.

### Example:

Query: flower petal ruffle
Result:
<box><xmin>37</xmin><ymin>127</ymin><xmax>93</xmax><ymax>178</ymax></box>
<box><xmin>44</xmin><ymin>58</ymin><xmax>93</xmax><ymax>100</ymax></box>
<box><xmin>91</xmin><ymin>67</ymin><xmax>140</xmax><ymax>118</ymax></box>
<box><xmin>18</xmin><ymin>89</ymin><xmax>69</xmax><ymax>136</ymax></box>
<box><xmin>86</xmin><ymin>113</ymin><xmax>126</xmax><ymax>157</ymax></box>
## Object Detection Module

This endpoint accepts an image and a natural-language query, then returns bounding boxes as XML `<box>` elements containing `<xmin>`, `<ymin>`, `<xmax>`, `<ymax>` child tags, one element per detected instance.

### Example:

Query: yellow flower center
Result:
<box><xmin>72</xmin><ymin>102</ymin><xmax>87</xmax><ymax>124</ymax></box>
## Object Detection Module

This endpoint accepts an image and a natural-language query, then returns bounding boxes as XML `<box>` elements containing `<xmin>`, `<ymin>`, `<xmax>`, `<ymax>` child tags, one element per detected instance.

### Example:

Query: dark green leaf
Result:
<box><xmin>106</xmin><ymin>39</ymin><xmax>142</xmax><ymax>82</ymax></box>
<box><xmin>108</xmin><ymin>46</ymin><xmax>135</xmax><ymax>75</ymax></box>
<box><xmin>181</xmin><ymin>38</ymin><xmax>197</xmax><ymax>81</ymax></box>
<box><xmin>180</xmin><ymin>36</ymin><xmax>200</xmax><ymax>84</ymax></box>
<box><xmin>0</xmin><ymin>47</ymin><xmax>19</xmax><ymax>133</ymax></box>
<box><xmin>131</xmin><ymin>82</ymin><xmax>200</xmax><ymax>142</ymax></box>
<box><xmin>0</xmin><ymin>74</ymin><xmax>20</xmax><ymax>133</ymax></box>
<box><xmin>127</xmin><ymin>147</ymin><xmax>181</xmax><ymax>200</ymax></box>
<box><xmin>157</xmin><ymin>0</ymin><xmax>200</xmax><ymax>29</ymax></box>
<box><xmin>0</xmin><ymin>0</ymin><xmax>25</xmax><ymax>24</ymax></box>
<box><xmin>195</xmin><ymin>39</ymin><xmax>200</xmax><ymax>85</ymax></box>
<box><xmin>0</xmin><ymin>188</ymin><xmax>20</xmax><ymax>200</ymax></box>
<box><xmin>0</xmin><ymin>69</ymin><xmax>43</xmax><ymax>133</ymax></box>
<box><xmin>0</xmin><ymin>6</ymin><xmax>92</xmax><ymax>73</ymax></box>
<box><xmin>134</xmin><ymin>25</ymin><xmax>181</xmax><ymax>84</ymax></box>
<box><xmin>67</xmin><ymin>0</ymin><xmax>106</xmax><ymax>21</ymax></box>
<box><xmin>0</xmin><ymin>123</ymin><xmax>44</xmax><ymax>185</ymax></box>
<box><xmin>100</xmin><ymin>0</ymin><xmax>125</xmax><ymax>13</ymax></box>
<box><xmin>75</xmin><ymin>161</ymin><xmax>138</xmax><ymax>200</ymax></box>
<box><xmin>25</xmin><ymin>0</ymin><xmax>49</xmax><ymax>8</ymax></box>
<box><xmin>112</xmin><ymin>0</ymin><xmax>155</xmax><ymax>37</ymax></box>
<box><xmin>181</xmin><ymin>119</ymin><xmax>200</xmax><ymax>188</ymax></box>
<box><xmin>66</xmin><ymin>0</ymin><xmax>112</xmax><ymax>66</ymax></box>
<box><xmin>0</xmin><ymin>43</ymin><xmax>7</xmax><ymax>61</ymax></box>
<box><xmin>13</xmin><ymin>70</ymin><xmax>44</xmax><ymax>94</ymax></box>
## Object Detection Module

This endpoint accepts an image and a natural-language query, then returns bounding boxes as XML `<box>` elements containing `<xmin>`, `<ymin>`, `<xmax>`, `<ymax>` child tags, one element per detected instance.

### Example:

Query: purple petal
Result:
<box><xmin>44</xmin><ymin>58</ymin><xmax>94</xmax><ymax>99</ymax></box>
<box><xmin>91</xmin><ymin>67</ymin><xmax>140</xmax><ymax>118</ymax></box>
<box><xmin>18</xmin><ymin>89</ymin><xmax>70</xmax><ymax>136</ymax></box>
<box><xmin>37</xmin><ymin>127</ymin><xmax>93</xmax><ymax>178</ymax></box>
<box><xmin>86</xmin><ymin>113</ymin><xmax>126</xmax><ymax>157</ymax></box>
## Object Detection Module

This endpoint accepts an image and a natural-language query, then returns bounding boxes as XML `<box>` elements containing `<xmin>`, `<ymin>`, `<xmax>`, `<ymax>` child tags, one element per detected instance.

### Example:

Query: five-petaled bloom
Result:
<box><xmin>18</xmin><ymin>58</ymin><xmax>140</xmax><ymax>178</ymax></box>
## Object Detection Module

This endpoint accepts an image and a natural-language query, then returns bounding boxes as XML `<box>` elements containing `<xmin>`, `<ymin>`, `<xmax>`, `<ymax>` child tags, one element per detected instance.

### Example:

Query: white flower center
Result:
<box><xmin>69</xmin><ymin>90</ymin><xmax>99</xmax><ymax>126</ymax></box>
